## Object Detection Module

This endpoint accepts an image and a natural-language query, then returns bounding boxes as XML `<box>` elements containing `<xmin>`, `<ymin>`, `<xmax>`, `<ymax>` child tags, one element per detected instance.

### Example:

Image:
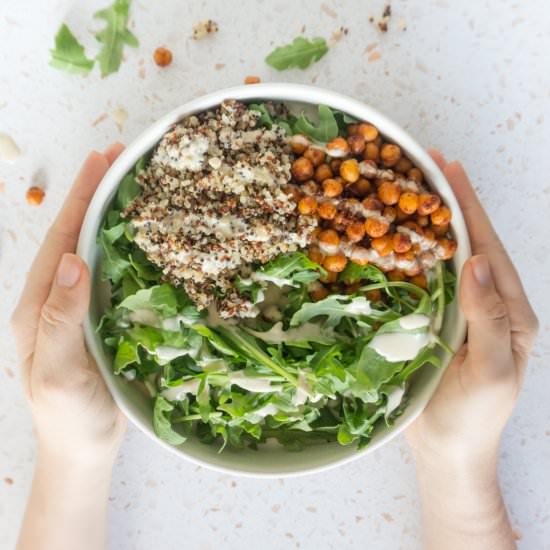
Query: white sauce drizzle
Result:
<box><xmin>161</xmin><ymin>379</ymin><xmax>201</xmax><ymax>400</ymax></box>
<box><xmin>369</xmin><ymin>332</ymin><xmax>430</xmax><ymax>362</ymax></box>
<box><xmin>399</xmin><ymin>313</ymin><xmax>430</xmax><ymax>330</ymax></box>
<box><xmin>228</xmin><ymin>371</ymin><xmax>282</xmax><ymax>393</ymax></box>
<box><xmin>252</xmin><ymin>403</ymin><xmax>279</xmax><ymax>418</ymax></box>
<box><xmin>155</xmin><ymin>346</ymin><xmax>191</xmax><ymax>364</ymax></box>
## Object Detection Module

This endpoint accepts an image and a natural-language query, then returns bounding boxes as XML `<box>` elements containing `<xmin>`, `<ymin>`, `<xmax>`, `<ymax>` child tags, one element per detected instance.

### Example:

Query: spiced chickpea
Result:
<box><xmin>346</xmin><ymin>222</ymin><xmax>366</xmax><ymax>243</ymax></box>
<box><xmin>371</xmin><ymin>235</ymin><xmax>393</xmax><ymax>256</ymax></box>
<box><xmin>396</xmin><ymin>206</ymin><xmax>410</xmax><ymax>222</ymax></box>
<box><xmin>388</xmin><ymin>270</ymin><xmax>406</xmax><ymax>282</ymax></box>
<box><xmin>432</xmin><ymin>222</ymin><xmax>449</xmax><ymax>237</ymax></box>
<box><xmin>318</xmin><ymin>201</ymin><xmax>337</xmax><ymax>220</ymax></box>
<box><xmin>417</xmin><ymin>193</ymin><xmax>441</xmax><ymax>216</ymax></box>
<box><xmin>417</xmin><ymin>215</ymin><xmax>429</xmax><ymax>227</ymax></box>
<box><xmin>398</xmin><ymin>191</ymin><xmax>419</xmax><ymax>215</ymax></box>
<box><xmin>407</xmin><ymin>167</ymin><xmax>423</xmax><ymax>184</ymax></box>
<box><xmin>357</xmin><ymin>123</ymin><xmax>379</xmax><ymax>142</ymax></box>
<box><xmin>347</xmin><ymin>134</ymin><xmax>366</xmax><ymax>155</ymax></box>
<box><xmin>347</xmin><ymin>123</ymin><xmax>359</xmax><ymax>136</ymax></box>
<box><xmin>351</xmin><ymin>178</ymin><xmax>372</xmax><ymax>197</ymax></box>
<box><xmin>409</xmin><ymin>273</ymin><xmax>428</xmax><ymax>289</ymax></box>
<box><xmin>329</xmin><ymin>159</ymin><xmax>342</xmax><ymax>173</ymax></box>
<box><xmin>392</xmin><ymin>232</ymin><xmax>412</xmax><ymax>253</ymax></box>
<box><xmin>366</xmin><ymin>289</ymin><xmax>382</xmax><ymax>302</ymax></box>
<box><xmin>310</xmin><ymin>285</ymin><xmax>329</xmax><ymax>301</ymax></box>
<box><xmin>283</xmin><ymin>184</ymin><xmax>302</xmax><ymax>203</ymax></box>
<box><xmin>431</xmin><ymin>206</ymin><xmax>452</xmax><ymax>226</ymax></box>
<box><xmin>383</xmin><ymin>206</ymin><xmax>397</xmax><ymax>223</ymax></box>
<box><xmin>394</xmin><ymin>157</ymin><xmax>413</xmax><ymax>174</ymax></box>
<box><xmin>308</xmin><ymin>245</ymin><xmax>324</xmax><ymax>265</ymax></box>
<box><xmin>362</xmin><ymin>196</ymin><xmax>384</xmax><ymax>212</ymax></box>
<box><xmin>298</xmin><ymin>196</ymin><xmax>317</xmax><ymax>215</ymax></box>
<box><xmin>289</xmin><ymin>134</ymin><xmax>311</xmax><ymax>154</ymax></box>
<box><xmin>345</xmin><ymin>282</ymin><xmax>361</xmax><ymax>295</ymax></box>
<box><xmin>323</xmin><ymin>178</ymin><xmax>344</xmax><ymax>198</ymax></box>
<box><xmin>437</xmin><ymin>238</ymin><xmax>457</xmax><ymax>260</ymax></box>
<box><xmin>314</xmin><ymin>163</ymin><xmax>333</xmax><ymax>183</ymax></box>
<box><xmin>339</xmin><ymin>159</ymin><xmax>360</xmax><ymax>183</ymax></box>
<box><xmin>318</xmin><ymin>228</ymin><xmax>340</xmax><ymax>250</ymax></box>
<box><xmin>301</xmin><ymin>180</ymin><xmax>319</xmax><ymax>195</ymax></box>
<box><xmin>380</xmin><ymin>143</ymin><xmax>402</xmax><ymax>167</ymax></box>
<box><xmin>304</xmin><ymin>147</ymin><xmax>326</xmax><ymax>167</ymax></box>
<box><xmin>291</xmin><ymin>157</ymin><xmax>314</xmax><ymax>181</ymax></box>
<box><xmin>326</xmin><ymin>137</ymin><xmax>350</xmax><ymax>157</ymax></box>
<box><xmin>423</xmin><ymin>228</ymin><xmax>436</xmax><ymax>242</ymax></box>
<box><xmin>378</xmin><ymin>181</ymin><xmax>401</xmax><ymax>205</ymax></box>
<box><xmin>350</xmin><ymin>246</ymin><xmax>370</xmax><ymax>266</ymax></box>
<box><xmin>363</xmin><ymin>142</ymin><xmax>380</xmax><ymax>162</ymax></box>
<box><xmin>323</xmin><ymin>253</ymin><xmax>348</xmax><ymax>273</ymax></box>
<box><xmin>320</xmin><ymin>270</ymin><xmax>339</xmax><ymax>284</ymax></box>
<box><xmin>365</xmin><ymin>217</ymin><xmax>390</xmax><ymax>238</ymax></box>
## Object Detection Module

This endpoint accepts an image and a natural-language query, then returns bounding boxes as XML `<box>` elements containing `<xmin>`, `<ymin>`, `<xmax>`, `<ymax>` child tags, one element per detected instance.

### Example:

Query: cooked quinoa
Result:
<box><xmin>125</xmin><ymin>100</ymin><xmax>317</xmax><ymax>317</ymax></box>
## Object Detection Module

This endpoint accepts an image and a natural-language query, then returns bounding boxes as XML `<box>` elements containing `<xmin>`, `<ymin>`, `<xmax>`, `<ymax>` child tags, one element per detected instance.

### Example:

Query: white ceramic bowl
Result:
<box><xmin>77</xmin><ymin>83</ymin><xmax>470</xmax><ymax>478</ymax></box>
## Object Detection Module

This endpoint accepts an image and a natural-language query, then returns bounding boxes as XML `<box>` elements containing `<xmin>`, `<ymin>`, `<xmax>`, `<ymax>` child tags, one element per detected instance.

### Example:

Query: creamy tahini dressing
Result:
<box><xmin>252</xmin><ymin>403</ymin><xmax>279</xmax><ymax>418</ymax></box>
<box><xmin>155</xmin><ymin>134</ymin><xmax>209</xmax><ymax>172</ymax></box>
<box><xmin>128</xmin><ymin>309</ymin><xmax>161</xmax><ymax>327</ymax></box>
<box><xmin>251</xmin><ymin>272</ymin><xmax>294</xmax><ymax>287</ymax></box>
<box><xmin>155</xmin><ymin>346</ymin><xmax>192</xmax><ymax>364</ymax></box>
<box><xmin>228</xmin><ymin>371</ymin><xmax>282</xmax><ymax>393</ymax></box>
<box><xmin>246</xmin><ymin>321</ymin><xmax>329</xmax><ymax>344</ymax></box>
<box><xmin>344</xmin><ymin>299</ymin><xmax>372</xmax><ymax>316</ymax></box>
<box><xmin>399</xmin><ymin>313</ymin><xmax>430</xmax><ymax>330</ymax></box>
<box><xmin>161</xmin><ymin>379</ymin><xmax>201</xmax><ymax>400</ymax></box>
<box><xmin>369</xmin><ymin>332</ymin><xmax>430</xmax><ymax>362</ymax></box>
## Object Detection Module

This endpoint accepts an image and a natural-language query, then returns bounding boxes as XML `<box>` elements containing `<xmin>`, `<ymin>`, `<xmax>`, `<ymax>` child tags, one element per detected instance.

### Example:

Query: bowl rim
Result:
<box><xmin>77</xmin><ymin>83</ymin><xmax>471</xmax><ymax>478</ymax></box>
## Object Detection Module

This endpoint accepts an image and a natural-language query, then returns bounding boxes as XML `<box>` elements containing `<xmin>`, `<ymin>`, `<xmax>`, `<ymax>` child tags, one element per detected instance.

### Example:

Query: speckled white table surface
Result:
<box><xmin>1</xmin><ymin>1</ymin><xmax>549</xmax><ymax>549</ymax></box>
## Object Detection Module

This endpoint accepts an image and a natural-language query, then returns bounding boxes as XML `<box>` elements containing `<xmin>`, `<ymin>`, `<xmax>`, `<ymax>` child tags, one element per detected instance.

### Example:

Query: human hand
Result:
<box><xmin>406</xmin><ymin>151</ymin><xmax>539</xmax><ymax>467</ymax></box>
<box><xmin>11</xmin><ymin>144</ymin><xmax>127</xmax><ymax>467</ymax></box>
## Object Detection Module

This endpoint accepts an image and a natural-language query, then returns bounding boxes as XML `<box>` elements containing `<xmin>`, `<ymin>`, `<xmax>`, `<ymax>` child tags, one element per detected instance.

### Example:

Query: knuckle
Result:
<box><xmin>40</xmin><ymin>301</ymin><xmax>69</xmax><ymax>332</ymax></box>
<box><xmin>486</xmin><ymin>299</ymin><xmax>509</xmax><ymax>324</ymax></box>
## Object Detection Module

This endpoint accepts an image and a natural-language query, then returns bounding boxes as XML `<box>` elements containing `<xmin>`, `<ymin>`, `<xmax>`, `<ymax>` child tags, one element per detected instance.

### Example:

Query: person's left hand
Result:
<box><xmin>11</xmin><ymin>144</ymin><xmax>127</xmax><ymax>465</ymax></box>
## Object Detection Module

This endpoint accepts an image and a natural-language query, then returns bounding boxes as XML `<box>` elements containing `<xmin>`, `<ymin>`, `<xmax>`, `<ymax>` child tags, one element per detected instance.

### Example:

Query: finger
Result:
<box><xmin>444</xmin><ymin>160</ymin><xmax>537</xmax><ymax>350</ymax></box>
<box><xmin>104</xmin><ymin>142</ymin><xmax>125</xmax><ymax>165</ymax></box>
<box><xmin>428</xmin><ymin>149</ymin><xmax>447</xmax><ymax>171</ymax></box>
<box><xmin>460</xmin><ymin>255</ymin><xmax>512</xmax><ymax>376</ymax></box>
<box><xmin>12</xmin><ymin>151</ymin><xmax>110</xmax><ymax>358</ymax></box>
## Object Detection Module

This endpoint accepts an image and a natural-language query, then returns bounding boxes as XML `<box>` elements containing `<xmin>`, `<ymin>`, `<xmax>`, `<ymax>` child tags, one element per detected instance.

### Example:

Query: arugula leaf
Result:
<box><xmin>249</xmin><ymin>103</ymin><xmax>274</xmax><ymax>128</ymax></box>
<box><xmin>153</xmin><ymin>396</ymin><xmax>186</xmax><ymax>445</ymax></box>
<box><xmin>94</xmin><ymin>0</ymin><xmax>139</xmax><ymax>78</ymax></box>
<box><xmin>98</xmin><ymin>230</ymin><xmax>131</xmax><ymax>283</ymax></box>
<box><xmin>118</xmin><ymin>284</ymin><xmax>179</xmax><ymax>317</ymax></box>
<box><xmin>114</xmin><ymin>339</ymin><xmax>139</xmax><ymax>373</ymax></box>
<box><xmin>339</xmin><ymin>263</ymin><xmax>386</xmax><ymax>285</ymax></box>
<box><xmin>352</xmin><ymin>346</ymin><xmax>405</xmax><ymax>392</ymax></box>
<box><xmin>234</xmin><ymin>276</ymin><xmax>265</xmax><ymax>304</ymax></box>
<box><xmin>50</xmin><ymin>24</ymin><xmax>95</xmax><ymax>75</ymax></box>
<box><xmin>102</xmin><ymin>221</ymin><xmax>127</xmax><ymax>244</ymax></box>
<box><xmin>294</xmin><ymin>105</ymin><xmax>339</xmax><ymax>143</ymax></box>
<box><xmin>254</xmin><ymin>252</ymin><xmax>323</xmax><ymax>287</ymax></box>
<box><xmin>265</xmin><ymin>37</ymin><xmax>328</xmax><ymax>70</ymax></box>
<box><xmin>116</xmin><ymin>172</ymin><xmax>141</xmax><ymax>210</ymax></box>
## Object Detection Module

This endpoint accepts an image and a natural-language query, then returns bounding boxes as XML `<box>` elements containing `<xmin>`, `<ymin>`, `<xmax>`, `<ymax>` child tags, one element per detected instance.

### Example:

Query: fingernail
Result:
<box><xmin>56</xmin><ymin>254</ymin><xmax>82</xmax><ymax>288</ymax></box>
<box><xmin>472</xmin><ymin>255</ymin><xmax>492</xmax><ymax>287</ymax></box>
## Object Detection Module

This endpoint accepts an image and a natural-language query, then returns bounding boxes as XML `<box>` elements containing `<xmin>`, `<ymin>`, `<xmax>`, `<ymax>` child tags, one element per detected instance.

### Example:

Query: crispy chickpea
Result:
<box><xmin>308</xmin><ymin>245</ymin><xmax>324</xmax><ymax>264</ymax></box>
<box><xmin>377</xmin><ymin>181</ymin><xmax>401</xmax><ymax>205</ymax></box>
<box><xmin>407</xmin><ymin>167</ymin><xmax>424</xmax><ymax>184</ymax></box>
<box><xmin>323</xmin><ymin>253</ymin><xmax>348</xmax><ymax>273</ymax></box>
<box><xmin>380</xmin><ymin>143</ymin><xmax>402</xmax><ymax>167</ymax></box>
<box><xmin>314</xmin><ymin>163</ymin><xmax>333</xmax><ymax>183</ymax></box>
<box><xmin>432</xmin><ymin>222</ymin><xmax>449</xmax><ymax>237</ymax></box>
<box><xmin>362</xmin><ymin>196</ymin><xmax>384</xmax><ymax>212</ymax></box>
<box><xmin>347</xmin><ymin>134</ymin><xmax>366</xmax><ymax>155</ymax></box>
<box><xmin>329</xmin><ymin>159</ymin><xmax>342</xmax><ymax>173</ymax></box>
<box><xmin>310</xmin><ymin>285</ymin><xmax>329</xmax><ymax>302</ymax></box>
<box><xmin>298</xmin><ymin>195</ymin><xmax>318</xmax><ymax>215</ymax></box>
<box><xmin>366</xmin><ymin>289</ymin><xmax>382</xmax><ymax>302</ymax></box>
<box><xmin>345</xmin><ymin>282</ymin><xmax>361</xmax><ymax>295</ymax></box>
<box><xmin>396</xmin><ymin>206</ymin><xmax>410</xmax><ymax>222</ymax></box>
<box><xmin>388</xmin><ymin>269</ymin><xmax>406</xmax><ymax>282</ymax></box>
<box><xmin>423</xmin><ymin>228</ymin><xmax>436</xmax><ymax>242</ymax></box>
<box><xmin>310</xmin><ymin>227</ymin><xmax>321</xmax><ymax>240</ymax></box>
<box><xmin>301</xmin><ymin>180</ymin><xmax>319</xmax><ymax>195</ymax></box>
<box><xmin>417</xmin><ymin>215</ymin><xmax>429</xmax><ymax>227</ymax></box>
<box><xmin>392</xmin><ymin>232</ymin><xmax>412</xmax><ymax>253</ymax></box>
<box><xmin>357</xmin><ymin>123</ymin><xmax>379</xmax><ymax>142</ymax></box>
<box><xmin>398</xmin><ymin>191</ymin><xmax>419</xmax><ymax>214</ymax></box>
<box><xmin>326</xmin><ymin>137</ymin><xmax>350</xmax><ymax>158</ymax></box>
<box><xmin>371</xmin><ymin>235</ymin><xmax>393</xmax><ymax>256</ymax></box>
<box><xmin>363</xmin><ymin>142</ymin><xmax>380</xmax><ymax>162</ymax></box>
<box><xmin>346</xmin><ymin>222</ymin><xmax>366</xmax><ymax>243</ymax></box>
<box><xmin>283</xmin><ymin>184</ymin><xmax>302</xmax><ymax>203</ymax></box>
<box><xmin>394</xmin><ymin>157</ymin><xmax>413</xmax><ymax>174</ymax></box>
<box><xmin>350</xmin><ymin>245</ymin><xmax>370</xmax><ymax>266</ymax></box>
<box><xmin>350</xmin><ymin>177</ymin><xmax>371</xmax><ymax>197</ymax></box>
<box><xmin>26</xmin><ymin>186</ymin><xmax>45</xmax><ymax>206</ymax></box>
<box><xmin>431</xmin><ymin>206</ymin><xmax>452</xmax><ymax>226</ymax></box>
<box><xmin>320</xmin><ymin>270</ymin><xmax>339</xmax><ymax>284</ymax></box>
<box><xmin>318</xmin><ymin>202</ymin><xmax>337</xmax><ymax>220</ymax></box>
<box><xmin>289</xmin><ymin>134</ymin><xmax>311</xmax><ymax>154</ymax></box>
<box><xmin>244</xmin><ymin>75</ymin><xmax>261</xmax><ymax>84</ymax></box>
<box><xmin>401</xmin><ymin>220</ymin><xmax>424</xmax><ymax>235</ymax></box>
<box><xmin>383</xmin><ymin>206</ymin><xmax>397</xmax><ymax>223</ymax></box>
<box><xmin>153</xmin><ymin>47</ymin><xmax>173</xmax><ymax>67</ymax></box>
<box><xmin>291</xmin><ymin>157</ymin><xmax>314</xmax><ymax>181</ymax></box>
<box><xmin>339</xmin><ymin>159</ymin><xmax>360</xmax><ymax>183</ymax></box>
<box><xmin>437</xmin><ymin>238</ymin><xmax>457</xmax><ymax>260</ymax></box>
<box><xmin>304</xmin><ymin>147</ymin><xmax>326</xmax><ymax>167</ymax></box>
<box><xmin>404</xmin><ymin>263</ymin><xmax>422</xmax><ymax>277</ymax></box>
<box><xmin>417</xmin><ymin>193</ymin><xmax>441</xmax><ymax>216</ymax></box>
<box><xmin>318</xmin><ymin>228</ymin><xmax>340</xmax><ymax>250</ymax></box>
<box><xmin>323</xmin><ymin>178</ymin><xmax>344</xmax><ymax>198</ymax></box>
<box><xmin>410</xmin><ymin>273</ymin><xmax>428</xmax><ymax>289</ymax></box>
<box><xmin>365</xmin><ymin>217</ymin><xmax>389</xmax><ymax>238</ymax></box>
<box><xmin>347</xmin><ymin>123</ymin><xmax>359</xmax><ymax>136</ymax></box>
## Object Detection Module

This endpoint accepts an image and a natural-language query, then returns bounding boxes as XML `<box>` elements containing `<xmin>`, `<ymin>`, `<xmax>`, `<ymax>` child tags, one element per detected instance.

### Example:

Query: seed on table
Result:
<box><xmin>318</xmin><ymin>201</ymin><xmax>337</xmax><ymax>220</ymax></box>
<box><xmin>26</xmin><ymin>186</ymin><xmax>45</xmax><ymax>205</ymax></box>
<box><xmin>291</xmin><ymin>157</ymin><xmax>314</xmax><ymax>181</ymax></box>
<box><xmin>388</xmin><ymin>269</ymin><xmax>406</xmax><ymax>282</ymax></box>
<box><xmin>153</xmin><ymin>47</ymin><xmax>173</xmax><ymax>67</ymax></box>
<box><xmin>301</xmin><ymin>180</ymin><xmax>319</xmax><ymax>195</ymax></box>
<box><xmin>308</xmin><ymin>245</ymin><xmax>324</xmax><ymax>264</ymax></box>
<box><xmin>362</xmin><ymin>196</ymin><xmax>383</xmax><ymax>212</ymax></box>
<box><xmin>330</xmin><ymin>159</ymin><xmax>342</xmax><ymax>173</ymax></box>
<box><xmin>409</xmin><ymin>273</ymin><xmax>428</xmax><ymax>289</ymax></box>
<box><xmin>351</xmin><ymin>177</ymin><xmax>371</xmax><ymax>197</ymax></box>
<box><xmin>417</xmin><ymin>215</ymin><xmax>429</xmax><ymax>227</ymax></box>
<box><xmin>383</xmin><ymin>206</ymin><xmax>397</xmax><ymax>223</ymax></box>
<box><xmin>432</xmin><ymin>222</ymin><xmax>449</xmax><ymax>237</ymax></box>
<box><xmin>437</xmin><ymin>238</ymin><xmax>457</xmax><ymax>260</ymax></box>
<box><xmin>394</xmin><ymin>157</ymin><xmax>413</xmax><ymax>174</ymax></box>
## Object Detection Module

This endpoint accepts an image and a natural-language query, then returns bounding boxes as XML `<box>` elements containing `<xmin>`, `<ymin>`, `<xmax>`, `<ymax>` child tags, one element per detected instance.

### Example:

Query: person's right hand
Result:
<box><xmin>406</xmin><ymin>151</ymin><xmax>539</xmax><ymax>466</ymax></box>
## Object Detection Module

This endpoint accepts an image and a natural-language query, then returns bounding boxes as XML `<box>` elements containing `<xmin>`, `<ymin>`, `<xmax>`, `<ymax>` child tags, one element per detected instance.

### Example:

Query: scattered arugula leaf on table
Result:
<box><xmin>49</xmin><ymin>24</ymin><xmax>95</xmax><ymax>75</ymax></box>
<box><xmin>265</xmin><ymin>37</ymin><xmax>328</xmax><ymax>70</ymax></box>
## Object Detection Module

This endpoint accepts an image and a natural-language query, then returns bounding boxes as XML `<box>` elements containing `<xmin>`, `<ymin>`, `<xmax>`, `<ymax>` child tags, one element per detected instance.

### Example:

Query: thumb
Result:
<box><xmin>38</xmin><ymin>253</ymin><xmax>90</xmax><ymax>351</ymax></box>
<box><xmin>460</xmin><ymin>254</ymin><xmax>511</xmax><ymax>369</ymax></box>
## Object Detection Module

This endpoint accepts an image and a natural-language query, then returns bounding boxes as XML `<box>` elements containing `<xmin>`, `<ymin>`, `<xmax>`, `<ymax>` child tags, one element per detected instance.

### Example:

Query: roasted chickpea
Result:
<box><xmin>289</xmin><ymin>134</ymin><xmax>311</xmax><ymax>154</ymax></box>
<box><xmin>326</xmin><ymin>137</ymin><xmax>350</xmax><ymax>158</ymax></box>
<box><xmin>308</xmin><ymin>245</ymin><xmax>324</xmax><ymax>265</ymax></box>
<box><xmin>310</xmin><ymin>285</ymin><xmax>329</xmax><ymax>302</ymax></box>
<box><xmin>314</xmin><ymin>163</ymin><xmax>333</xmax><ymax>183</ymax></box>
<box><xmin>350</xmin><ymin>245</ymin><xmax>370</xmax><ymax>266</ymax></box>
<box><xmin>437</xmin><ymin>238</ymin><xmax>457</xmax><ymax>260</ymax></box>
<box><xmin>345</xmin><ymin>282</ymin><xmax>361</xmax><ymax>295</ymax></box>
<box><xmin>366</xmin><ymin>289</ymin><xmax>382</xmax><ymax>302</ymax></box>
<box><xmin>323</xmin><ymin>253</ymin><xmax>348</xmax><ymax>273</ymax></box>
<box><xmin>318</xmin><ymin>202</ymin><xmax>337</xmax><ymax>220</ymax></box>
<box><xmin>380</xmin><ymin>143</ymin><xmax>402</xmax><ymax>167</ymax></box>
<box><xmin>417</xmin><ymin>215</ymin><xmax>429</xmax><ymax>227</ymax></box>
<box><xmin>291</xmin><ymin>157</ymin><xmax>314</xmax><ymax>182</ymax></box>
<box><xmin>357</xmin><ymin>123</ymin><xmax>379</xmax><ymax>142</ymax></box>
<box><xmin>392</xmin><ymin>232</ymin><xmax>412</xmax><ymax>253</ymax></box>
<box><xmin>407</xmin><ymin>167</ymin><xmax>424</xmax><ymax>184</ymax></box>
<box><xmin>362</xmin><ymin>196</ymin><xmax>384</xmax><ymax>212</ymax></box>
<box><xmin>388</xmin><ymin>269</ymin><xmax>406</xmax><ymax>282</ymax></box>
<box><xmin>347</xmin><ymin>134</ymin><xmax>366</xmax><ymax>155</ymax></box>
<box><xmin>298</xmin><ymin>196</ymin><xmax>318</xmax><ymax>215</ymax></box>
<box><xmin>310</xmin><ymin>227</ymin><xmax>322</xmax><ymax>241</ymax></box>
<box><xmin>365</xmin><ymin>217</ymin><xmax>389</xmax><ymax>238</ymax></box>
<box><xmin>383</xmin><ymin>206</ymin><xmax>397</xmax><ymax>223</ymax></box>
<box><xmin>401</xmin><ymin>220</ymin><xmax>424</xmax><ymax>235</ymax></box>
<box><xmin>301</xmin><ymin>180</ymin><xmax>319</xmax><ymax>195</ymax></box>
<box><xmin>417</xmin><ymin>193</ymin><xmax>441</xmax><ymax>216</ymax></box>
<box><xmin>363</xmin><ymin>142</ymin><xmax>380</xmax><ymax>162</ymax></box>
<box><xmin>346</xmin><ymin>222</ymin><xmax>366</xmax><ymax>243</ymax></box>
<box><xmin>404</xmin><ymin>263</ymin><xmax>422</xmax><ymax>277</ymax></box>
<box><xmin>409</xmin><ymin>273</ymin><xmax>428</xmax><ymax>289</ymax></box>
<box><xmin>377</xmin><ymin>181</ymin><xmax>401</xmax><ymax>205</ymax></box>
<box><xmin>431</xmin><ymin>206</ymin><xmax>452</xmax><ymax>226</ymax></box>
<box><xmin>283</xmin><ymin>184</ymin><xmax>302</xmax><ymax>203</ymax></box>
<box><xmin>26</xmin><ymin>186</ymin><xmax>45</xmax><ymax>206</ymax></box>
<box><xmin>304</xmin><ymin>147</ymin><xmax>326</xmax><ymax>167</ymax></box>
<box><xmin>371</xmin><ymin>235</ymin><xmax>393</xmax><ymax>256</ymax></box>
<box><xmin>320</xmin><ymin>270</ymin><xmax>339</xmax><ymax>284</ymax></box>
<box><xmin>323</xmin><ymin>178</ymin><xmax>344</xmax><ymax>198</ymax></box>
<box><xmin>423</xmin><ymin>228</ymin><xmax>436</xmax><ymax>242</ymax></box>
<box><xmin>432</xmin><ymin>222</ymin><xmax>449</xmax><ymax>237</ymax></box>
<box><xmin>394</xmin><ymin>157</ymin><xmax>413</xmax><ymax>174</ymax></box>
<box><xmin>350</xmin><ymin>177</ymin><xmax>371</xmax><ymax>197</ymax></box>
<box><xmin>395</xmin><ymin>206</ymin><xmax>410</xmax><ymax>222</ymax></box>
<box><xmin>339</xmin><ymin>159</ymin><xmax>360</xmax><ymax>183</ymax></box>
<box><xmin>398</xmin><ymin>191</ymin><xmax>419</xmax><ymax>214</ymax></box>
<box><xmin>347</xmin><ymin>123</ymin><xmax>359</xmax><ymax>136</ymax></box>
<box><xmin>329</xmin><ymin>159</ymin><xmax>342</xmax><ymax>173</ymax></box>
<box><xmin>318</xmin><ymin>228</ymin><xmax>340</xmax><ymax>250</ymax></box>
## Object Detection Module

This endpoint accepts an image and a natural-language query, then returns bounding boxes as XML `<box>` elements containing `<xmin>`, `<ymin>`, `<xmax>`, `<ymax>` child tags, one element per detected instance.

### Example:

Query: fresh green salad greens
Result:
<box><xmin>265</xmin><ymin>37</ymin><xmax>329</xmax><ymax>70</ymax></box>
<box><xmin>98</xmin><ymin>147</ymin><xmax>455</xmax><ymax>451</ymax></box>
<box><xmin>50</xmin><ymin>0</ymin><xmax>138</xmax><ymax>77</ymax></box>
